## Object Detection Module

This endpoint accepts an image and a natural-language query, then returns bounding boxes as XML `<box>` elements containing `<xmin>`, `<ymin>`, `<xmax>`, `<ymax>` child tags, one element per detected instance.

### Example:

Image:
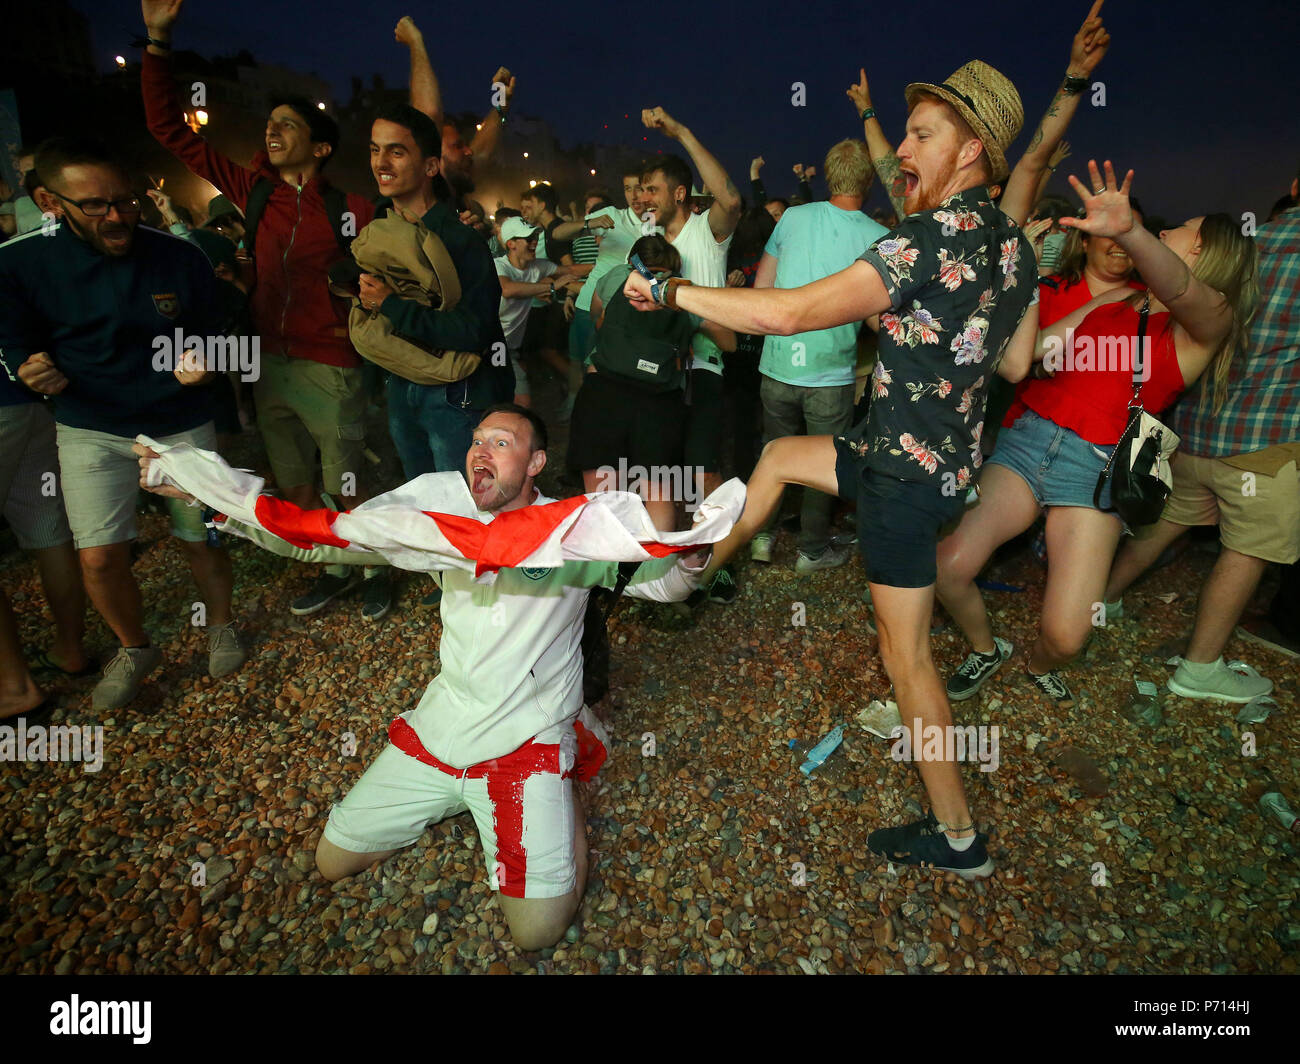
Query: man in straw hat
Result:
<box><xmin>624</xmin><ymin>60</ymin><xmax>1040</xmax><ymax>879</ymax></box>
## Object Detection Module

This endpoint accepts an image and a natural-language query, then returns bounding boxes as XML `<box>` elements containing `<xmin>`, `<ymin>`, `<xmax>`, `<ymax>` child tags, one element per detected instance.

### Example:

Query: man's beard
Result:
<box><xmin>67</xmin><ymin>212</ymin><xmax>134</xmax><ymax>256</ymax></box>
<box><xmin>471</xmin><ymin>469</ymin><xmax>525</xmax><ymax>512</ymax></box>
<box><xmin>909</xmin><ymin>159</ymin><xmax>959</xmax><ymax>215</ymax></box>
<box><xmin>445</xmin><ymin>166</ymin><xmax>475</xmax><ymax>196</ymax></box>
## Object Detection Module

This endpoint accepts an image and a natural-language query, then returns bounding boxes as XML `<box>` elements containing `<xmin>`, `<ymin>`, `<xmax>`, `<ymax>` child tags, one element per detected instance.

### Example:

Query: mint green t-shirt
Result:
<box><xmin>759</xmin><ymin>202</ymin><xmax>888</xmax><ymax>387</ymax></box>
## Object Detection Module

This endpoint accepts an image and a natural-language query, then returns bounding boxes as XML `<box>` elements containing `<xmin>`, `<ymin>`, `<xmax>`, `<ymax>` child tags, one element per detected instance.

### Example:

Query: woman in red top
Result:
<box><xmin>1037</xmin><ymin>206</ymin><xmax>1146</xmax><ymax>327</ymax></box>
<box><xmin>935</xmin><ymin>161</ymin><xmax>1259</xmax><ymax>708</ymax></box>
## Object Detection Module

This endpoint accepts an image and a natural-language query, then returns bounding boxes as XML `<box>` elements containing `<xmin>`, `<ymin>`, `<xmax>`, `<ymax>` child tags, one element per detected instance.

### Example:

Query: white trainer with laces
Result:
<box><xmin>1168</xmin><ymin>658</ymin><xmax>1273</xmax><ymax>703</ymax></box>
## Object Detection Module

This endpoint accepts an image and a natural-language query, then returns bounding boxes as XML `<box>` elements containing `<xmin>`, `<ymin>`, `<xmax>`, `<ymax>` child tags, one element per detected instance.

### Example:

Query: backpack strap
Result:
<box><xmin>323</xmin><ymin>185</ymin><xmax>353</xmax><ymax>255</ymax></box>
<box><xmin>602</xmin><ymin>560</ymin><xmax>642</xmax><ymax>621</ymax></box>
<box><xmin>243</xmin><ymin>177</ymin><xmax>353</xmax><ymax>257</ymax></box>
<box><xmin>241</xmin><ymin>176</ymin><xmax>275</xmax><ymax>254</ymax></box>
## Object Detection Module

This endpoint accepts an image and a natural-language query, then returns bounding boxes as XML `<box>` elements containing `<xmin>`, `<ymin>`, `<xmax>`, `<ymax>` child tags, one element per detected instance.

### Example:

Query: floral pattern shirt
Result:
<box><xmin>841</xmin><ymin>186</ymin><xmax>1038</xmax><ymax>491</ymax></box>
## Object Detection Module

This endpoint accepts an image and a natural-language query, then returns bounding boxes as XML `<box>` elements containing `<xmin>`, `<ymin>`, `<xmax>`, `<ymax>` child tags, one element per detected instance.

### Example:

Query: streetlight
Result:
<box><xmin>590</xmin><ymin>169</ymin><xmax>596</xmax><ymax>175</ymax></box>
<box><xmin>316</xmin><ymin>101</ymin><xmax>326</xmax><ymax>110</ymax></box>
<box><xmin>476</xmin><ymin>123</ymin><xmax>482</xmax><ymax>130</ymax></box>
<box><xmin>115</xmin><ymin>55</ymin><xmax>126</xmax><ymax>68</ymax></box>
<box><xmin>529</xmin><ymin>180</ymin><xmax>537</xmax><ymax>188</ymax></box>
<box><xmin>195</xmin><ymin>109</ymin><xmax>209</xmax><ymax>126</ymax></box>
<box><xmin>523</xmin><ymin>152</ymin><xmax>529</xmax><ymax>159</ymax></box>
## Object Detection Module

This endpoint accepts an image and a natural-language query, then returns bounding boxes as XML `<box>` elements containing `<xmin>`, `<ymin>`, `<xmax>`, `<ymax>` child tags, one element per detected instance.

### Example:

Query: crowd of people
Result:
<box><xmin>1</xmin><ymin>0</ymin><xmax>1296</xmax><ymax>950</ymax></box>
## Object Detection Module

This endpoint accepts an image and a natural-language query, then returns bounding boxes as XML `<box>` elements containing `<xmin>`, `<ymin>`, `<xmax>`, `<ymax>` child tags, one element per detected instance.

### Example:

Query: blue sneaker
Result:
<box><xmin>867</xmin><ymin>813</ymin><xmax>994</xmax><ymax>880</ymax></box>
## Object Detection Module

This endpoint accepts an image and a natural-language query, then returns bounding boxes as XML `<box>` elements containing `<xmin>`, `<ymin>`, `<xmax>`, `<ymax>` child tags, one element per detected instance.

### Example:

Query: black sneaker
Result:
<box><xmin>867</xmin><ymin>813</ymin><xmax>995</xmax><ymax>880</ymax></box>
<box><xmin>707</xmin><ymin>565</ymin><xmax>738</xmax><ymax>604</ymax></box>
<box><xmin>361</xmin><ymin>572</ymin><xmax>392</xmax><ymax>622</ymax></box>
<box><xmin>947</xmin><ymin>636</ymin><xmax>1013</xmax><ymax>701</ymax></box>
<box><xmin>1027</xmin><ymin>668</ymin><xmax>1075</xmax><ymax>707</ymax></box>
<box><xmin>420</xmin><ymin>586</ymin><xmax>443</xmax><ymax>608</ymax></box>
<box><xmin>290</xmin><ymin>572</ymin><xmax>359</xmax><ymax>616</ymax></box>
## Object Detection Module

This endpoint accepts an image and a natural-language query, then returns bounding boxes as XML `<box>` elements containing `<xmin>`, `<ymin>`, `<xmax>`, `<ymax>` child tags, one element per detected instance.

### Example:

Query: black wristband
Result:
<box><xmin>1062</xmin><ymin>73</ymin><xmax>1088</xmax><ymax>95</ymax></box>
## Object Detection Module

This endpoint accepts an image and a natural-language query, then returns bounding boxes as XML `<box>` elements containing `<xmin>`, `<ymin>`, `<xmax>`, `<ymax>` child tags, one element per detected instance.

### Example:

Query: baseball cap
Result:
<box><xmin>501</xmin><ymin>217</ymin><xmax>540</xmax><ymax>243</ymax></box>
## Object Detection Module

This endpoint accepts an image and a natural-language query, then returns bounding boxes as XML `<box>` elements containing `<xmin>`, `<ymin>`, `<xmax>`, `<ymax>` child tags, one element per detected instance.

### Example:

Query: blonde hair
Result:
<box><xmin>1188</xmin><ymin>214</ymin><xmax>1260</xmax><ymax>416</ymax></box>
<box><xmin>823</xmin><ymin>139</ymin><xmax>875</xmax><ymax>198</ymax></box>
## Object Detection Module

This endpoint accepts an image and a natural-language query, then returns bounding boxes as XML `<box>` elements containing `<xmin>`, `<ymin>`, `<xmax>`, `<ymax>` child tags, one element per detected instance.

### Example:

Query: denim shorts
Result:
<box><xmin>986</xmin><ymin>409</ymin><xmax>1117</xmax><ymax>510</ymax></box>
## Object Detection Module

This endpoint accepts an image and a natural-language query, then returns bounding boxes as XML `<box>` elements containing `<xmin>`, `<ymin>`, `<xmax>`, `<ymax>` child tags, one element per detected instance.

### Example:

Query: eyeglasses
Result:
<box><xmin>48</xmin><ymin>190</ymin><xmax>143</xmax><ymax>218</ymax></box>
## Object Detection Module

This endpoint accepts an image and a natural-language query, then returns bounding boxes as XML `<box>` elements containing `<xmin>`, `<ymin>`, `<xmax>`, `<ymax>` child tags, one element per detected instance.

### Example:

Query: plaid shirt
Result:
<box><xmin>1168</xmin><ymin>205</ymin><xmax>1300</xmax><ymax>456</ymax></box>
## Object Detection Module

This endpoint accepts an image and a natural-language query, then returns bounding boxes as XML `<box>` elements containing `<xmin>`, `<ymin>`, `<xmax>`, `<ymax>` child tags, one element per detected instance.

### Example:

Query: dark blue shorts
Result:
<box><xmin>834</xmin><ymin>442</ymin><xmax>966</xmax><ymax>588</ymax></box>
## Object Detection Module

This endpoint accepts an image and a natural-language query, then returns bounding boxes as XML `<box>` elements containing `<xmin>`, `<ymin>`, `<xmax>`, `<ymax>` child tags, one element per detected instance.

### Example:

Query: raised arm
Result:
<box><xmin>750</xmin><ymin>156</ymin><xmax>768</xmax><ymax>206</ymax></box>
<box><xmin>1061</xmin><ymin>161</ymin><xmax>1233</xmax><ymax>353</ymax></box>
<box><xmin>140</xmin><ymin>0</ymin><xmax>256</xmax><ymax>206</ymax></box>
<box><xmin>846</xmin><ymin>68</ymin><xmax>905</xmax><ymax>219</ymax></box>
<box><xmin>642</xmin><ymin>107</ymin><xmax>741</xmax><ymax>241</ymax></box>
<box><xmin>1001</xmin><ymin>1</ymin><xmax>1110</xmax><ymax>225</ymax></box>
<box><xmin>398</xmin><ymin>16</ymin><xmax>442</xmax><ymax>126</ymax></box>
<box><xmin>470</xmin><ymin>67</ymin><xmax>516</xmax><ymax>164</ymax></box>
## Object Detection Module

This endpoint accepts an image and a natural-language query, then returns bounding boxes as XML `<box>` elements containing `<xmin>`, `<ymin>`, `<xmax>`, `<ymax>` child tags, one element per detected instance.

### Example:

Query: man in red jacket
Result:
<box><xmin>140</xmin><ymin>0</ymin><xmax>393</xmax><ymax>621</ymax></box>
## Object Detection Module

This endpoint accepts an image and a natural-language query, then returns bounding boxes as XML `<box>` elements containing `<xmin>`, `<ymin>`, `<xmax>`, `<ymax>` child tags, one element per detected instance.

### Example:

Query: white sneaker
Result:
<box><xmin>750</xmin><ymin>532</ymin><xmax>773</xmax><ymax>563</ymax></box>
<box><xmin>795</xmin><ymin>543</ymin><xmax>854</xmax><ymax>574</ymax></box>
<box><xmin>1168</xmin><ymin>658</ymin><xmax>1273</xmax><ymax>704</ymax></box>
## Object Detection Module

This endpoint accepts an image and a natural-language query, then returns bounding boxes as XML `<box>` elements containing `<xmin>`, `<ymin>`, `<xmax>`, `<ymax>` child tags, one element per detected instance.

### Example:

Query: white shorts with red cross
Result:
<box><xmin>322</xmin><ymin>706</ymin><xmax>609</xmax><ymax>899</ymax></box>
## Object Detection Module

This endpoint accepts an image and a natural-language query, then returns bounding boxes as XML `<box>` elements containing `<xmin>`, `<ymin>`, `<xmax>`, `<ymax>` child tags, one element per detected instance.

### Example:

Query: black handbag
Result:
<box><xmin>1093</xmin><ymin>296</ymin><xmax>1180</xmax><ymax>526</ymax></box>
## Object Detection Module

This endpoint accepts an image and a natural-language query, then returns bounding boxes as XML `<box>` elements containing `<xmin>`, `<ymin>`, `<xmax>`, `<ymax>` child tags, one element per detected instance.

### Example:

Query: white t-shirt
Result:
<box><xmin>576</xmin><ymin>206</ymin><xmax>649</xmax><ymax>313</ymax></box>
<box><xmin>413</xmin><ymin>491</ymin><xmax>706</xmax><ymax>767</ymax></box>
<box><xmin>495</xmin><ymin>256</ymin><xmax>557</xmax><ymax>349</ymax></box>
<box><xmin>669</xmin><ymin>208</ymin><xmax>733</xmax><ymax>375</ymax></box>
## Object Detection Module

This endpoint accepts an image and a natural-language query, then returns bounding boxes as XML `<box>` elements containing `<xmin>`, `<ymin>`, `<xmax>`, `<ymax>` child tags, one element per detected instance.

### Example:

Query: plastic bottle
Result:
<box><xmin>795</xmin><ymin>724</ymin><xmax>844</xmax><ymax>777</ymax></box>
<box><xmin>1259</xmin><ymin>792</ymin><xmax>1299</xmax><ymax>832</ymax></box>
<box><xmin>1122</xmin><ymin>678</ymin><xmax>1163</xmax><ymax>727</ymax></box>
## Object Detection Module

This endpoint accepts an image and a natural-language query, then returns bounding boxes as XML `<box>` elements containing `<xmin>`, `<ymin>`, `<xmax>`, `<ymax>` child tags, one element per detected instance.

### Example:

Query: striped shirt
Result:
<box><xmin>1168</xmin><ymin>205</ymin><xmax>1300</xmax><ymax>456</ymax></box>
<box><xmin>571</xmin><ymin>231</ymin><xmax>599</xmax><ymax>265</ymax></box>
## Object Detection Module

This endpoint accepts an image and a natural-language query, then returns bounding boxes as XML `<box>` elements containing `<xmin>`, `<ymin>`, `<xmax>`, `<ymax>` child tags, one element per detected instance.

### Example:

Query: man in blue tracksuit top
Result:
<box><xmin>0</xmin><ymin>137</ymin><xmax>247</xmax><ymax>712</ymax></box>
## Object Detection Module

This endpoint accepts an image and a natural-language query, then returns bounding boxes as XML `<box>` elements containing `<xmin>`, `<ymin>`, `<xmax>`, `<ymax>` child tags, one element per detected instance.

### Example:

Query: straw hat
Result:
<box><xmin>905</xmin><ymin>61</ymin><xmax>1023</xmax><ymax>183</ymax></box>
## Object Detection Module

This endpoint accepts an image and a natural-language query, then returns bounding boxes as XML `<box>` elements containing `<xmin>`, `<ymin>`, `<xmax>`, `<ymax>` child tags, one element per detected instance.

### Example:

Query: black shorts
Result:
<box><xmin>522</xmin><ymin>302</ymin><xmax>567</xmax><ymax>354</ymax></box>
<box><xmin>567</xmin><ymin>372</ymin><xmax>687</xmax><ymax>473</ymax></box>
<box><xmin>684</xmin><ymin>368</ymin><xmax>725</xmax><ymax>472</ymax></box>
<box><xmin>834</xmin><ymin>440</ymin><xmax>966</xmax><ymax>588</ymax></box>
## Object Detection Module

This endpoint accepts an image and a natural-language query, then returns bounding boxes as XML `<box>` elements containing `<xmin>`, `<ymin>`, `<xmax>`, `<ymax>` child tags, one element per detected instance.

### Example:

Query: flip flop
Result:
<box><xmin>29</xmin><ymin>650</ymin><xmax>98</xmax><ymax>679</ymax></box>
<box><xmin>0</xmin><ymin>698</ymin><xmax>55</xmax><ymax>726</ymax></box>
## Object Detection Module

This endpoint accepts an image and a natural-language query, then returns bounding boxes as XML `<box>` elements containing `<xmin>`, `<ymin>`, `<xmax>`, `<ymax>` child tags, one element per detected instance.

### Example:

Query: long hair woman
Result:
<box><xmin>935</xmin><ymin>161</ymin><xmax>1258</xmax><ymax>707</ymax></box>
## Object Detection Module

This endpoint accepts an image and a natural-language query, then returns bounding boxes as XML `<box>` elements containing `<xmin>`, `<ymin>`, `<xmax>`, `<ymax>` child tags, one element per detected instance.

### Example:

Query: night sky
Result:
<box><xmin>74</xmin><ymin>0</ymin><xmax>1294</xmax><ymax>222</ymax></box>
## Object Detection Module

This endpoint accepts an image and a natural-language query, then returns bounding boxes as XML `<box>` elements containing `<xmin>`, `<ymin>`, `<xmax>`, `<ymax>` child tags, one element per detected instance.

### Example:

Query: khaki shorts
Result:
<box><xmin>56</xmin><ymin>421</ymin><xmax>214</xmax><ymax>549</ymax></box>
<box><xmin>0</xmin><ymin>402</ymin><xmax>73</xmax><ymax>551</ymax></box>
<box><xmin>1158</xmin><ymin>452</ymin><xmax>1300</xmax><ymax>564</ymax></box>
<box><xmin>253</xmin><ymin>354</ymin><xmax>366</xmax><ymax>495</ymax></box>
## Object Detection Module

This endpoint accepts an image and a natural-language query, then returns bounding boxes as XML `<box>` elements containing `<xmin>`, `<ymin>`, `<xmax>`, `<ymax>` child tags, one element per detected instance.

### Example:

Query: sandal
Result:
<box><xmin>30</xmin><ymin>650</ymin><xmax>98</xmax><ymax>678</ymax></box>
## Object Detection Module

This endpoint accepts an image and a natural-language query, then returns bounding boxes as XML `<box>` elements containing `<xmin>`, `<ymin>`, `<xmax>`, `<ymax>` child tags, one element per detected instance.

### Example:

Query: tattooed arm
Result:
<box><xmin>846</xmin><ymin>68</ymin><xmax>906</xmax><ymax>219</ymax></box>
<box><xmin>1002</xmin><ymin>1</ymin><xmax>1110</xmax><ymax>224</ymax></box>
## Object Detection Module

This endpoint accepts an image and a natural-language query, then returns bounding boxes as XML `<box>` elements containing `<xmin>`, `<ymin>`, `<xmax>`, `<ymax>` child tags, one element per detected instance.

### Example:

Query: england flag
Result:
<box><xmin>137</xmin><ymin>435</ymin><xmax>745</xmax><ymax>577</ymax></box>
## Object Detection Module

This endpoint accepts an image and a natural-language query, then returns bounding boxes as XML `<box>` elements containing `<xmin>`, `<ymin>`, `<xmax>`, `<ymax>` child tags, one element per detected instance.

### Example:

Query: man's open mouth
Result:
<box><xmin>471</xmin><ymin>465</ymin><xmax>495</xmax><ymax>494</ymax></box>
<box><xmin>267</xmin><ymin>139</ymin><xmax>285</xmax><ymax>153</ymax></box>
<box><xmin>900</xmin><ymin>169</ymin><xmax>920</xmax><ymax>196</ymax></box>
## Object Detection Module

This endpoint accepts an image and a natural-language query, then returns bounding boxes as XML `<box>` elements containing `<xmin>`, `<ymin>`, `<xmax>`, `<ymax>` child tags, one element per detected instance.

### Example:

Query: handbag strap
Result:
<box><xmin>1128</xmin><ymin>294</ymin><xmax>1150</xmax><ymax>410</ymax></box>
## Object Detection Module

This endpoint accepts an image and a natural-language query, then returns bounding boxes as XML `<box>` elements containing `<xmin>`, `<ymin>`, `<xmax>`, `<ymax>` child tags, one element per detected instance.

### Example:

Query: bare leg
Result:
<box><xmin>31</xmin><ymin>541</ymin><xmax>88</xmax><ymax>671</ymax></box>
<box><xmin>1103</xmin><ymin>518</ymin><xmax>1191</xmax><ymax>602</ymax></box>
<box><xmin>1029</xmin><ymin>506</ymin><xmax>1123</xmax><ymax>673</ymax></box>
<box><xmin>935</xmin><ymin>465</ymin><xmax>1041</xmax><ymax>655</ymax></box>
<box><xmin>176</xmin><ymin>539</ymin><xmax>234</xmax><ymax>627</ymax></box>
<box><xmin>497</xmin><ymin>791</ymin><xmax>588</xmax><ymax>950</ymax></box>
<box><xmin>701</xmin><ymin>436</ymin><xmax>841</xmax><ymax>583</ymax></box>
<box><xmin>1185</xmin><ymin>548</ymin><xmax>1268</xmax><ymax>663</ymax></box>
<box><xmin>0</xmin><ymin>592</ymin><xmax>45</xmax><ymax>719</ymax></box>
<box><xmin>873</xmin><ymin>582</ymin><xmax>973</xmax><ymax>836</ymax></box>
<box><xmin>314</xmin><ymin>835</ymin><xmax>400</xmax><ymax>882</ymax></box>
<box><xmin>79</xmin><ymin>543</ymin><xmax>146</xmax><ymax>647</ymax></box>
